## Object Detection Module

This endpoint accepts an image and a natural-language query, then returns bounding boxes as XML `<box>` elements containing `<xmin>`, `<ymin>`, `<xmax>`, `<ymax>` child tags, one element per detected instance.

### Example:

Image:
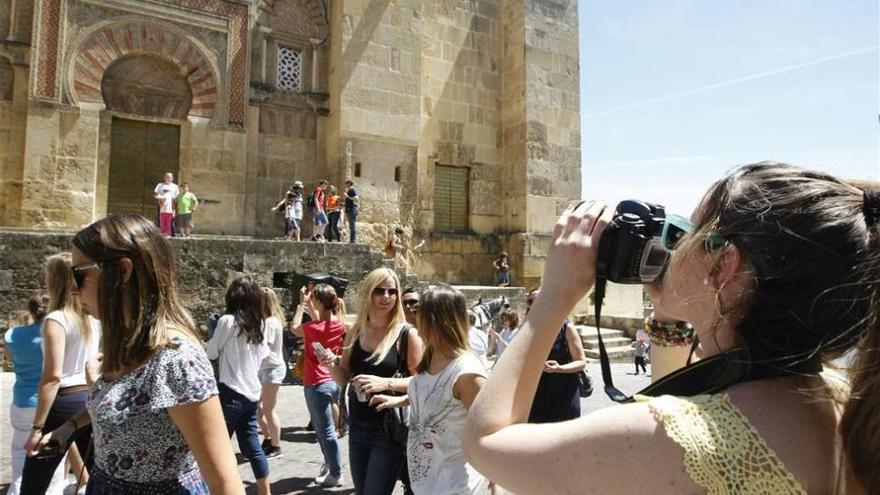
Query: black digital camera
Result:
<box><xmin>596</xmin><ymin>200</ymin><xmax>670</xmax><ymax>284</ymax></box>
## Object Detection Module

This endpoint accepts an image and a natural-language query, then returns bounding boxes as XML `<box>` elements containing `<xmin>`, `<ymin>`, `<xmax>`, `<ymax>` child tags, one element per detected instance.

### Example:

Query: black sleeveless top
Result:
<box><xmin>348</xmin><ymin>328</ymin><xmax>405</xmax><ymax>426</ymax></box>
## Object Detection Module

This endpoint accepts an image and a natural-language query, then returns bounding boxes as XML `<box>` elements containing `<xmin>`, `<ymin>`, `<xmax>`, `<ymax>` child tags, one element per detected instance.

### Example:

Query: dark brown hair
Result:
<box><xmin>28</xmin><ymin>291</ymin><xmax>50</xmax><ymax>322</ymax></box>
<box><xmin>686</xmin><ymin>162</ymin><xmax>879</xmax><ymax>488</ymax></box>
<box><xmin>499</xmin><ymin>308</ymin><xmax>519</xmax><ymax>329</ymax></box>
<box><xmin>73</xmin><ymin>214</ymin><xmax>198</xmax><ymax>374</ymax></box>
<box><xmin>224</xmin><ymin>276</ymin><xmax>265</xmax><ymax>345</ymax></box>
<box><xmin>312</xmin><ymin>283</ymin><xmax>339</xmax><ymax>313</ymax></box>
<box><xmin>415</xmin><ymin>286</ymin><xmax>470</xmax><ymax>374</ymax></box>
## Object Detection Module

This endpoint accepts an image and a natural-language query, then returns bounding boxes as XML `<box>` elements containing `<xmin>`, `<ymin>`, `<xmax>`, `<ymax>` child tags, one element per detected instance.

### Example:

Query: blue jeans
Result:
<box><xmin>304</xmin><ymin>381</ymin><xmax>342</xmax><ymax>476</ymax></box>
<box><xmin>346</xmin><ymin>211</ymin><xmax>358</xmax><ymax>243</ymax></box>
<box><xmin>218</xmin><ymin>383</ymin><xmax>268</xmax><ymax>480</ymax></box>
<box><xmin>348</xmin><ymin>422</ymin><xmax>403</xmax><ymax>495</ymax></box>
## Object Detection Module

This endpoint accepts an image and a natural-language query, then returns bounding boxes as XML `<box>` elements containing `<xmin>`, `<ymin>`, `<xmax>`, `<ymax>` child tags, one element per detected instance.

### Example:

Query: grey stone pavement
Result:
<box><xmin>0</xmin><ymin>363</ymin><xmax>651</xmax><ymax>494</ymax></box>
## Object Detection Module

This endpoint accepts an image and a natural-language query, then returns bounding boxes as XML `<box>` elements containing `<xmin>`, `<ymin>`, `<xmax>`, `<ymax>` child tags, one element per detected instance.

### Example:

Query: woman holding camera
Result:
<box><xmin>290</xmin><ymin>283</ymin><xmax>346</xmax><ymax>486</ymax></box>
<box><xmin>33</xmin><ymin>214</ymin><xmax>244</xmax><ymax>494</ymax></box>
<box><xmin>464</xmin><ymin>163</ymin><xmax>874</xmax><ymax>494</ymax></box>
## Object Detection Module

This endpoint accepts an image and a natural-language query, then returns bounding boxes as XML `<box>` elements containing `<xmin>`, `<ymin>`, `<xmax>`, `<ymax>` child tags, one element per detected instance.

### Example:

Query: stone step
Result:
<box><xmin>575</xmin><ymin>325</ymin><xmax>626</xmax><ymax>339</ymax></box>
<box><xmin>581</xmin><ymin>337</ymin><xmax>632</xmax><ymax>350</ymax></box>
<box><xmin>584</xmin><ymin>345</ymin><xmax>634</xmax><ymax>362</ymax></box>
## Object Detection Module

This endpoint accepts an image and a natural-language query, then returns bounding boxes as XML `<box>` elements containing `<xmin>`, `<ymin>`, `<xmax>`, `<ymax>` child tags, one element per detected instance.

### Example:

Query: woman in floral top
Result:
<box><xmin>35</xmin><ymin>214</ymin><xmax>244</xmax><ymax>495</ymax></box>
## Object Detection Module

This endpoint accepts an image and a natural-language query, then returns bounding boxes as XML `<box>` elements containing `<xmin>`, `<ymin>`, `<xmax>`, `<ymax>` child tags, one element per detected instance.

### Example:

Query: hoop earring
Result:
<box><xmin>714</xmin><ymin>282</ymin><xmax>728</xmax><ymax>318</ymax></box>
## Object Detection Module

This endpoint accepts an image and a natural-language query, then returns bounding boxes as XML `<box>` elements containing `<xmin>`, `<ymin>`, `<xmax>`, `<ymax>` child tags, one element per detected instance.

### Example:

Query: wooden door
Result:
<box><xmin>108</xmin><ymin>118</ymin><xmax>180</xmax><ymax>219</ymax></box>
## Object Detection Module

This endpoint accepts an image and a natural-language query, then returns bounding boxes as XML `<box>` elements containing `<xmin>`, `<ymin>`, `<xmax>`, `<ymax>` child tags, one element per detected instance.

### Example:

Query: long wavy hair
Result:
<box><xmin>348</xmin><ymin>268</ymin><xmax>405</xmax><ymax>364</ymax></box>
<box><xmin>72</xmin><ymin>214</ymin><xmax>198</xmax><ymax>374</ymax></box>
<box><xmin>415</xmin><ymin>286</ymin><xmax>470</xmax><ymax>374</ymax></box>
<box><xmin>680</xmin><ymin>162</ymin><xmax>879</xmax><ymax>489</ymax></box>
<box><xmin>44</xmin><ymin>253</ymin><xmax>92</xmax><ymax>343</ymax></box>
<box><xmin>225</xmin><ymin>276</ymin><xmax>264</xmax><ymax>345</ymax></box>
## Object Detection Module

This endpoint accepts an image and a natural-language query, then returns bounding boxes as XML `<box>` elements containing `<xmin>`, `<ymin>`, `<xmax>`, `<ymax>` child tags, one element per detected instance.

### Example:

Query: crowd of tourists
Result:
<box><xmin>3</xmin><ymin>162</ymin><xmax>879</xmax><ymax>494</ymax></box>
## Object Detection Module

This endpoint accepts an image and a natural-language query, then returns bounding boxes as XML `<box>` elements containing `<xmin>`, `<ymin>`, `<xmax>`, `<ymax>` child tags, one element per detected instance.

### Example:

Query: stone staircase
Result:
<box><xmin>576</xmin><ymin>325</ymin><xmax>634</xmax><ymax>362</ymax></box>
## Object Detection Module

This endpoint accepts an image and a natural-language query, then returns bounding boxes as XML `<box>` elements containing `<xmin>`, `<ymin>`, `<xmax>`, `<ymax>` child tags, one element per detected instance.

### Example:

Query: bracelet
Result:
<box><xmin>646</xmin><ymin>320</ymin><xmax>695</xmax><ymax>347</ymax></box>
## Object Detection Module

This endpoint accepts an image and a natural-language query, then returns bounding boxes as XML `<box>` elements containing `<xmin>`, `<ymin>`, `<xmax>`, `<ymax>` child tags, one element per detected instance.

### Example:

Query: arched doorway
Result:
<box><xmin>104</xmin><ymin>55</ymin><xmax>190</xmax><ymax>218</ymax></box>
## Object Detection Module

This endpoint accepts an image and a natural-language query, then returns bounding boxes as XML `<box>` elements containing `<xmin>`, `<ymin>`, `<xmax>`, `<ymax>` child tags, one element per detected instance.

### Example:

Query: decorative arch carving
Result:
<box><xmin>71</xmin><ymin>22</ymin><xmax>219</xmax><ymax>119</ymax></box>
<box><xmin>261</xmin><ymin>0</ymin><xmax>328</xmax><ymax>39</ymax></box>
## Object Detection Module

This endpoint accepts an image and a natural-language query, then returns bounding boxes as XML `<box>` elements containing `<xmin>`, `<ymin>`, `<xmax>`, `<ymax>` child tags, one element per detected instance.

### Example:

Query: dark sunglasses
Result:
<box><xmin>402</xmin><ymin>299</ymin><xmax>420</xmax><ymax>308</ymax></box>
<box><xmin>373</xmin><ymin>287</ymin><xmax>398</xmax><ymax>297</ymax></box>
<box><xmin>71</xmin><ymin>263</ymin><xmax>100</xmax><ymax>289</ymax></box>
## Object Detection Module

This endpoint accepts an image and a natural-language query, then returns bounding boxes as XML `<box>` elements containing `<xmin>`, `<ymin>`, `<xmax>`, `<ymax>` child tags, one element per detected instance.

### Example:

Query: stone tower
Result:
<box><xmin>0</xmin><ymin>0</ymin><xmax>581</xmax><ymax>287</ymax></box>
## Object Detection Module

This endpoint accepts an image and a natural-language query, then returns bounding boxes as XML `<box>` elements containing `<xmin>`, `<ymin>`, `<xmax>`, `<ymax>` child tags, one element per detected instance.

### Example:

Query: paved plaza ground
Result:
<box><xmin>0</xmin><ymin>363</ymin><xmax>651</xmax><ymax>494</ymax></box>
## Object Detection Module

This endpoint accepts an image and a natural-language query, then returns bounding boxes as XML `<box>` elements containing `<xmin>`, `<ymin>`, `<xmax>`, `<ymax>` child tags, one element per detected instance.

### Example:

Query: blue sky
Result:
<box><xmin>579</xmin><ymin>0</ymin><xmax>880</xmax><ymax>215</ymax></box>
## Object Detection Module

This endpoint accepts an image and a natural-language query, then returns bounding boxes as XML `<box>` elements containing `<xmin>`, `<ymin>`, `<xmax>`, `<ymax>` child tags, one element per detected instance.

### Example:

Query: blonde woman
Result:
<box><xmin>21</xmin><ymin>254</ymin><xmax>101</xmax><ymax>494</ymax></box>
<box><xmin>320</xmin><ymin>267</ymin><xmax>424</xmax><ymax>494</ymax></box>
<box><xmin>34</xmin><ymin>214</ymin><xmax>244</xmax><ymax>494</ymax></box>
<box><xmin>371</xmin><ymin>286</ymin><xmax>488</xmax><ymax>495</ymax></box>
<box><xmin>258</xmin><ymin>289</ymin><xmax>286</xmax><ymax>459</ymax></box>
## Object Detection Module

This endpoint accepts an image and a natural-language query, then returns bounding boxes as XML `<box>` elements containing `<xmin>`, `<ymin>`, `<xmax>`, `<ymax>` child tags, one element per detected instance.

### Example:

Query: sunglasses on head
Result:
<box><xmin>70</xmin><ymin>263</ymin><xmax>100</xmax><ymax>289</ymax></box>
<box><xmin>661</xmin><ymin>214</ymin><xmax>728</xmax><ymax>252</ymax></box>
<box><xmin>373</xmin><ymin>287</ymin><xmax>398</xmax><ymax>297</ymax></box>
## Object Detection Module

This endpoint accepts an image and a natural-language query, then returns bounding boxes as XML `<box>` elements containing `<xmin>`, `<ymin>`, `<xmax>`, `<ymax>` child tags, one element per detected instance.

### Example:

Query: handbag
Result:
<box><xmin>382</xmin><ymin>325</ymin><xmax>412</xmax><ymax>448</ymax></box>
<box><xmin>577</xmin><ymin>370</ymin><xmax>593</xmax><ymax>398</ymax></box>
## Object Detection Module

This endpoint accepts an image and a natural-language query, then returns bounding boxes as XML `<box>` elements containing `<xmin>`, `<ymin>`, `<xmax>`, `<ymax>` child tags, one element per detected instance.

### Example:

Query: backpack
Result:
<box><xmin>306</xmin><ymin>192</ymin><xmax>317</xmax><ymax>210</ymax></box>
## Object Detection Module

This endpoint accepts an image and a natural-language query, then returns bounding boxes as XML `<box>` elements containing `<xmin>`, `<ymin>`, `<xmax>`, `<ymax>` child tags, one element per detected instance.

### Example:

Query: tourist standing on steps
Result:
<box><xmin>5</xmin><ymin>293</ymin><xmax>68</xmax><ymax>495</ymax></box>
<box><xmin>155</xmin><ymin>186</ymin><xmax>176</xmax><ymax>238</ymax></box>
<box><xmin>21</xmin><ymin>253</ymin><xmax>101</xmax><ymax>495</ymax></box>
<box><xmin>344</xmin><ymin>180</ymin><xmax>359</xmax><ymax>243</ymax></box>
<box><xmin>311</xmin><ymin>180</ymin><xmax>329</xmax><ymax>241</ymax></box>
<box><xmin>390</xmin><ymin>226</ymin><xmax>408</xmax><ymax>270</ymax></box>
<box><xmin>258</xmin><ymin>289</ymin><xmax>286</xmax><ymax>460</ymax></box>
<box><xmin>272</xmin><ymin>182</ymin><xmax>304</xmax><ymax>241</ymax></box>
<box><xmin>154</xmin><ymin>172</ymin><xmax>179</xmax><ymax>235</ymax></box>
<box><xmin>326</xmin><ymin>185</ymin><xmax>343</xmax><ymax>242</ymax></box>
<box><xmin>523</xmin><ymin>287</ymin><xmax>586</xmax><ymax>424</ymax></box>
<box><xmin>33</xmin><ymin>214</ymin><xmax>244</xmax><ymax>494</ymax></box>
<box><xmin>371</xmin><ymin>286</ymin><xmax>490</xmax><ymax>495</ymax></box>
<box><xmin>290</xmin><ymin>283</ymin><xmax>346</xmax><ymax>487</ymax></box>
<box><xmin>175</xmin><ymin>183</ymin><xmax>199</xmax><ymax>238</ymax></box>
<box><xmin>320</xmin><ymin>267</ymin><xmax>424</xmax><ymax>495</ymax></box>
<box><xmin>493</xmin><ymin>252</ymin><xmax>511</xmax><ymax>287</ymax></box>
<box><xmin>207</xmin><ymin>276</ymin><xmax>272</xmax><ymax>495</ymax></box>
<box><xmin>464</xmin><ymin>164</ymin><xmax>879</xmax><ymax>494</ymax></box>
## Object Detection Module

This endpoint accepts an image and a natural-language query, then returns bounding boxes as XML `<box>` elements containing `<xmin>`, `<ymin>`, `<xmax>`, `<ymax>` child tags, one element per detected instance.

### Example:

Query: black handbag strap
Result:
<box><xmin>396</xmin><ymin>324</ymin><xmax>412</xmax><ymax>377</ymax></box>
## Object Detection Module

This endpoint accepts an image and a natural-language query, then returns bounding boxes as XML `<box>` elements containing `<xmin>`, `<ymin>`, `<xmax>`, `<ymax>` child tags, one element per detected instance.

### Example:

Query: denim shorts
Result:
<box><xmin>259</xmin><ymin>365</ymin><xmax>286</xmax><ymax>385</ymax></box>
<box><xmin>285</xmin><ymin>217</ymin><xmax>300</xmax><ymax>231</ymax></box>
<box><xmin>313</xmin><ymin>211</ymin><xmax>328</xmax><ymax>225</ymax></box>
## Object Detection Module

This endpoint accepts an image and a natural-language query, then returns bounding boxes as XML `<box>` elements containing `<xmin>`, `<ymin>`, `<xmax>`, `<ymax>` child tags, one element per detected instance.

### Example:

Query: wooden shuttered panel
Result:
<box><xmin>434</xmin><ymin>165</ymin><xmax>469</xmax><ymax>232</ymax></box>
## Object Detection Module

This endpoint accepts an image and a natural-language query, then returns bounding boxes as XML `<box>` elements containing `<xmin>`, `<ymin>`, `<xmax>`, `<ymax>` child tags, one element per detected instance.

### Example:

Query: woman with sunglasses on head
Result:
<box><xmin>320</xmin><ymin>267</ymin><xmax>424</xmax><ymax>494</ymax></box>
<box><xmin>32</xmin><ymin>214</ymin><xmax>244</xmax><ymax>494</ymax></box>
<box><xmin>464</xmin><ymin>163</ymin><xmax>876</xmax><ymax>494</ymax></box>
<box><xmin>290</xmin><ymin>283</ymin><xmax>346</xmax><ymax>486</ymax></box>
<box><xmin>20</xmin><ymin>253</ymin><xmax>101</xmax><ymax>495</ymax></box>
<box><xmin>207</xmin><ymin>276</ymin><xmax>272</xmax><ymax>495</ymax></box>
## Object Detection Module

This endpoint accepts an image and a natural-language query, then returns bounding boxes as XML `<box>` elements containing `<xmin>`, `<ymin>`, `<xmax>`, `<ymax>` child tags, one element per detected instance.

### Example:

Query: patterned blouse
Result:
<box><xmin>87</xmin><ymin>338</ymin><xmax>218</xmax><ymax>485</ymax></box>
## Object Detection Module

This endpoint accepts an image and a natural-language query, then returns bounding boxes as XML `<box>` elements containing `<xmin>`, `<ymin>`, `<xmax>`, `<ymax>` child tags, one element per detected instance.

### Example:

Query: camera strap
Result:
<box><xmin>592</xmin><ymin>278</ymin><xmax>821</xmax><ymax>403</ymax></box>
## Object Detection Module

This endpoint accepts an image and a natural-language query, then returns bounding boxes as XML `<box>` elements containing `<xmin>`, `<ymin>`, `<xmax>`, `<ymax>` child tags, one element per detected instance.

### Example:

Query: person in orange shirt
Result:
<box><xmin>325</xmin><ymin>185</ymin><xmax>344</xmax><ymax>243</ymax></box>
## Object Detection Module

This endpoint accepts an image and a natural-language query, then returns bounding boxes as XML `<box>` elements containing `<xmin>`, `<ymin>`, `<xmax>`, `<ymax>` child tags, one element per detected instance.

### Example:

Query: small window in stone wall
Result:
<box><xmin>354</xmin><ymin>162</ymin><xmax>362</xmax><ymax>177</ymax></box>
<box><xmin>434</xmin><ymin>165</ymin><xmax>469</xmax><ymax>232</ymax></box>
<box><xmin>277</xmin><ymin>46</ymin><xmax>303</xmax><ymax>92</ymax></box>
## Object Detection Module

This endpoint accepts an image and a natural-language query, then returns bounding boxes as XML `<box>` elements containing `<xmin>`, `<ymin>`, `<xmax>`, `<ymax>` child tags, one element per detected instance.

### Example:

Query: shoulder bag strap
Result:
<box><xmin>397</xmin><ymin>324</ymin><xmax>411</xmax><ymax>377</ymax></box>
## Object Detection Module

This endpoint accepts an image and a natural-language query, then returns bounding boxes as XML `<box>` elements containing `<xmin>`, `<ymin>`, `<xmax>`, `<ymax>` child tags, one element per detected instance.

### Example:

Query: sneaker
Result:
<box><xmin>321</xmin><ymin>472</ymin><xmax>343</xmax><ymax>487</ymax></box>
<box><xmin>314</xmin><ymin>464</ymin><xmax>329</xmax><ymax>484</ymax></box>
<box><xmin>261</xmin><ymin>438</ymin><xmax>270</xmax><ymax>450</ymax></box>
<box><xmin>263</xmin><ymin>445</ymin><xmax>283</xmax><ymax>460</ymax></box>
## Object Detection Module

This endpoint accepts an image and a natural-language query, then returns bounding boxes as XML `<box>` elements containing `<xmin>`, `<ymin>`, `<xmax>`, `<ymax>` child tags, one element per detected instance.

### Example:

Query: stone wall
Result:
<box><xmin>0</xmin><ymin>52</ymin><xmax>28</xmax><ymax>226</ymax></box>
<box><xmin>0</xmin><ymin>230</ymin><xmax>389</xmax><ymax>332</ymax></box>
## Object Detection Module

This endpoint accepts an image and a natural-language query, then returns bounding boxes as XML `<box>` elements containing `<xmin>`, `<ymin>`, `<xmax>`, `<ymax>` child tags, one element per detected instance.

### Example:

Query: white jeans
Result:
<box><xmin>9</xmin><ymin>404</ymin><xmax>68</xmax><ymax>495</ymax></box>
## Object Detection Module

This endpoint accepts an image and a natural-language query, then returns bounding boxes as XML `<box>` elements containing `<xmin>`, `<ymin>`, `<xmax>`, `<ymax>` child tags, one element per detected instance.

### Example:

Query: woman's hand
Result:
<box><xmin>299</xmin><ymin>285</ymin><xmax>312</xmax><ymax>304</ymax></box>
<box><xmin>537</xmin><ymin>201</ymin><xmax>614</xmax><ymax>315</ymax></box>
<box><xmin>28</xmin><ymin>420</ymin><xmax>74</xmax><ymax>457</ymax></box>
<box><xmin>351</xmin><ymin>374</ymin><xmax>389</xmax><ymax>395</ymax></box>
<box><xmin>543</xmin><ymin>360</ymin><xmax>563</xmax><ymax>373</ymax></box>
<box><xmin>317</xmin><ymin>351</ymin><xmax>340</xmax><ymax>368</ymax></box>
<box><xmin>24</xmin><ymin>428</ymin><xmax>44</xmax><ymax>456</ymax></box>
<box><xmin>369</xmin><ymin>394</ymin><xmax>408</xmax><ymax>411</ymax></box>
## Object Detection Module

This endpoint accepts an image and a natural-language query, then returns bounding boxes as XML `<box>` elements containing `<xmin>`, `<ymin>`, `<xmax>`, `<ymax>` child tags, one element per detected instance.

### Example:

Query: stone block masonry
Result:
<box><xmin>0</xmin><ymin>230</ymin><xmax>388</xmax><ymax>332</ymax></box>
